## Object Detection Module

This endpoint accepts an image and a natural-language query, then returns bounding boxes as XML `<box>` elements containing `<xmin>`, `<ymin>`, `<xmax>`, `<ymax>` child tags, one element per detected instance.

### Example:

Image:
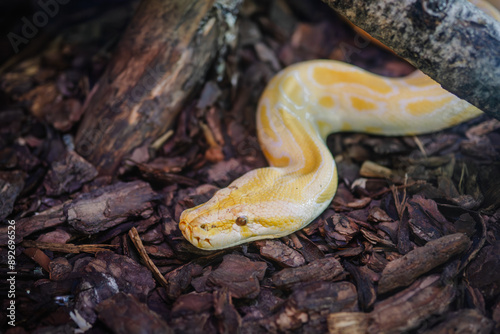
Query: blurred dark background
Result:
<box><xmin>0</xmin><ymin>0</ymin><xmax>137</xmax><ymax>69</ymax></box>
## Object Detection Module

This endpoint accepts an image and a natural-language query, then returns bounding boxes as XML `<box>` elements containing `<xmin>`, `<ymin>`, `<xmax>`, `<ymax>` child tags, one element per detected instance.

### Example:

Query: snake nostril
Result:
<box><xmin>179</xmin><ymin>221</ymin><xmax>186</xmax><ymax>231</ymax></box>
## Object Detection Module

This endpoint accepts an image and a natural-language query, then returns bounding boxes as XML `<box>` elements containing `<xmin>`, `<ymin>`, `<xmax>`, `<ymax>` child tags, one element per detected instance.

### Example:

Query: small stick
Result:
<box><xmin>128</xmin><ymin>227</ymin><xmax>169</xmax><ymax>289</ymax></box>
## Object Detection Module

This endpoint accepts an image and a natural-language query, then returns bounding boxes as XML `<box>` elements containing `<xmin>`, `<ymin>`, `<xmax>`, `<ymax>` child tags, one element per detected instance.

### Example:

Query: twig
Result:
<box><xmin>21</xmin><ymin>240</ymin><xmax>117</xmax><ymax>254</ymax></box>
<box><xmin>128</xmin><ymin>227</ymin><xmax>169</xmax><ymax>289</ymax></box>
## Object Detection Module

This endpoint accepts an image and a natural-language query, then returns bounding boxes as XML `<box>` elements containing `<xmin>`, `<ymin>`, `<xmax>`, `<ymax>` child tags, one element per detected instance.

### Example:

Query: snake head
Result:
<box><xmin>178</xmin><ymin>169</ymin><xmax>302</xmax><ymax>250</ymax></box>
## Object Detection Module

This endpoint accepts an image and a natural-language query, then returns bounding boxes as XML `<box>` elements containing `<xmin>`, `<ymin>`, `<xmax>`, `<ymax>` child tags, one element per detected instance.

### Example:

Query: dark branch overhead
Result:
<box><xmin>320</xmin><ymin>0</ymin><xmax>500</xmax><ymax>120</ymax></box>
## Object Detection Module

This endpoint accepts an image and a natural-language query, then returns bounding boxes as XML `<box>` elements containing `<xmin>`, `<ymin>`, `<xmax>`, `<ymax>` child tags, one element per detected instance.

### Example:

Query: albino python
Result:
<box><xmin>179</xmin><ymin>0</ymin><xmax>499</xmax><ymax>250</ymax></box>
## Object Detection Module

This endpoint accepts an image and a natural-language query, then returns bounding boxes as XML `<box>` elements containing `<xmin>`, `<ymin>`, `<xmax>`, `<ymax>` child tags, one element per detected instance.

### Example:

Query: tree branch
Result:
<box><xmin>75</xmin><ymin>0</ymin><xmax>241</xmax><ymax>174</ymax></box>
<box><xmin>320</xmin><ymin>0</ymin><xmax>500</xmax><ymax>120</ymax></box>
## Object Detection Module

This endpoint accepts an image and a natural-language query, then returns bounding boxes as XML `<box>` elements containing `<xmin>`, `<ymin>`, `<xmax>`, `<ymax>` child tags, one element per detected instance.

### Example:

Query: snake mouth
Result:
<box><xmin>179</xmin><ymin>220</ymin><xmax>192</xmax><ymax>240</ymax></box>
<box><xmin>179</xmin><ymin>220</ymin><xmax>214</xmax><ymax>249</ymax></box>
<box><xmin>194</xmin><ymin>236</ymin><xmax>213</xmax><ymax>248</ymax></box>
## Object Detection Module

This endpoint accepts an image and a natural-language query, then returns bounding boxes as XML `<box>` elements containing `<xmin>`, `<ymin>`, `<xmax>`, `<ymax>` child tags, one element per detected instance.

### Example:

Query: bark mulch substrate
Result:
<box><xmin>1</xmin><ymin>0</ymin><xmax>500</xmax><ymax>333</ymax></box>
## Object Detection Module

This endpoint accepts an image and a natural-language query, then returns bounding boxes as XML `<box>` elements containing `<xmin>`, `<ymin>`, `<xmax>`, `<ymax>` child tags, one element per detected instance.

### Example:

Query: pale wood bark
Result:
<box><xmin>75</xmin><ymin>0</ymin><xmax>240</xmax><ymax>174</ymax></box>
<box><xmin>320</xmin><ymin>0</ymin><xmax>500</xmax><ymax>121</ymax></box>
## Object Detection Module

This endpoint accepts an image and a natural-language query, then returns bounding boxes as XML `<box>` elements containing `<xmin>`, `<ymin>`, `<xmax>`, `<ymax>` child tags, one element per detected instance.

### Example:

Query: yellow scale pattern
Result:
<box><xmin>179</xmin><ymin>0</ymin><xmax>498</xmax><ymax>250</ymax></box>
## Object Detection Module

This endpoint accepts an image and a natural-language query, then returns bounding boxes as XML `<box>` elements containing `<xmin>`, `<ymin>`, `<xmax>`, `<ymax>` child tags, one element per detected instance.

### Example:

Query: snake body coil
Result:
<box><xmin>179</xmin><ymin>1</ymin><xmax>498</xmax><ymax>250</ymax></box>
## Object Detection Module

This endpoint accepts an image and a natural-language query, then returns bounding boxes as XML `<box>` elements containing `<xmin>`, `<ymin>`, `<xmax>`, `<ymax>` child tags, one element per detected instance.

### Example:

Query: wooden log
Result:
<box><xmin>328</xmin><ymin>275</ymin><xmax>456</xmax><ymax>334</ymax></box>
<box><xmin>320</xmin><ymin>0</ymin><xmax>500</xmax><ymax>121</ymax></box>
<box><xmin>377</xmin><ymin>233</ymin><xmax>471</xmax><ymax>294</ymax></box>
<box><xmin>75</xmin><ymin>0</ymin><xmax>241</xmax><ymax>174</ymax></box>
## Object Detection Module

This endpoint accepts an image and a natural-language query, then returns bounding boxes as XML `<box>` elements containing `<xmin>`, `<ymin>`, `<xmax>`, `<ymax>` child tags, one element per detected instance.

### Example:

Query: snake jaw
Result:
<box><xmin>178</xmin><ymin>220</ymin><xmax>191</xmax><ymax>239</ymax></box>
<box><xmin>179</xmin><ymin>206</ymin><xmax>239</xmax><ymax>250</ymax></box>
<box><xmin>180</xmin><ymin>220</ymin><xmax>215</xmax><ymax>249</ymax></box>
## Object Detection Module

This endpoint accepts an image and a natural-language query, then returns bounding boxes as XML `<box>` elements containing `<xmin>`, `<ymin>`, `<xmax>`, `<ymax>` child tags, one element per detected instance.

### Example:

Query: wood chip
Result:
<box><xmin>21</xmin><ymin>240</ymin><xmax>116</xmax><ymax>254</ymax></box>
<box><xmin>23</xmin><ymin>247</ymin><xmax>51</xmax><ymax>272</ymax></box>
<box><xmin>214</xmin><ymin>288</ymin><xmax>242</xmax><ymax>334</ymax></box>
<box><xmin>272</xmin><ymin>257</ymin><xmax>344</xmax><ymax>289</ymax></box>
<box><xmin>421</xmin><ymin>309</ymin><xmax>494</xmax><ymax>334</ymax></box>
<box><xmin>466</xmin><ymin>241</ymin><xmax>500</xmax><ymax>300</ymax></box>
<box><xmin>67</xmin><ymin>181</ymin><xmax>157</xmax><ymax>234</ymax></box>
<box><xmin>359</xmin><ymin>160</ymin><xmax>394</xmax><ymax>179</ymax></box>
<box><xmin>207</xmin><ymin>254</ymin><xmax>267</xmax><ymax>299</ymax></box>
<box><xmin>275</xmin><ymin>281</ymin><xmax>358</xmax><ymax>332</ymax></box>
<box><xmin>165</xmin><ymin>262</ymin><xmax>204</xmax><ymax>299</ymax></box>
<box><xmin>321</xmin><ymin>214</ymin><xmax>360</xmax><ymax>248</ymax></box>
<box><xmin>378</xmin><ymin>233</ymin><xmax>471</xmax><ymax>294</ymax></box>
<box><xmin>0</xmin><ymin>170</ymin><xmax>25</xmax><ymax>220</ymax></box>
<box><xmin>74</xmin><ymin>251</ymin><xmax>156</xmax><ymax>324</ymax></box>
<box><xmin>49</xmin><ymin>257</ymin><xmax>72</xmax><ymax>281</ymax></box>
<box><xmin>96</xmin><ymin>293</ymin><xmax>173</xmax><ymax>334</ymax></box>
<box><xmin>256</xmin><ymin>239</ymin><xmax>306</xmax><ymax>267</ymax></box>
<box><xmin>329</xmin><ymin>275</ymin><xmax>455</xmax><ymax>334</ymax></box>
<box><xmin>169</xmin><ymin>292</ymin><xmax>213</xmax><ymax>332</ymax></box>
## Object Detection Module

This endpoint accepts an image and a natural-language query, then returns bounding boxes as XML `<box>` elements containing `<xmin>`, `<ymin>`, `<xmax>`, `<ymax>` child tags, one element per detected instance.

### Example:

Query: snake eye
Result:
<box><xmin>235</xmin><ymin>216</ymin><xmax>247</xmax><ymax>226</ymax></box>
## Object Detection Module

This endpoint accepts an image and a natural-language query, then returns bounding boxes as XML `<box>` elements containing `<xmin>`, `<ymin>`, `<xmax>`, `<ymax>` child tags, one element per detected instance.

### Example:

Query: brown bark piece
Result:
<box><xmin>359</xmin><ymin>161</ymin><xmax>394</xmax><ymax>179</ymax></box>
<box><xmin>43</xmin><ymin>150</ymin><xmax>98</xmax><ymax>196</ymax></box>
<box><xmin>49</xmin><ymin>257</ymin><xmax>72</xmax><ymax>281</ymax></box>
<box><xmin>132</xmin><ymin>161</ymin><xmax>198</xmax><ymax>187</ymax></box>
<box><xmin>84</xmin><ymin>251</ymin><xmax>156</xmax><ymax>299</ymax></box>
<box><xmin>466</xmin><ymin>241</ymin><xmax>500</xmax><ymax>300</ymax></box>
<box><xmin>344</xmin><ymin>262</ymin><xmax>377</xmax><ymax>311</ymax></box>
<box><xmin>0</xmin><ymin>181</ymin><xmax>156</xmax><ymax>244</ymax></box>
<box><xmin>170</xmin><ymin>292</ymin><xmax>214</xmax><ymax>332</ymax></box>
<box><xmin>360</xmin><ymin>228</ymin><xmax>396</xmax><ymax>248</ymax></box>
<box><xmin>164</xmin><ymin>262</ymin><xmax>204</xmax><ymax>299</ymax></box>
<box><xmin>329</xmin><ymin>275</ymin><xmax>456</xmax><ymax>334</ymax></box>
<box><xmin>96</xmin><ymin>293</ymin><xmax>173</xmax><ymax>334</ymax></box>
<box><xmin>36</xmin><ymin>229</ymin><xmax>72</xmax><ymax>244</ymax></box>
<box><xmin>74</xmin><ymin>251</ymin><xmax>156</xmax><ymax>323</ymax></box>
<box><xmin>67</xmin><ymin>180</ymin><xmax>156</xmax><ymax>234</ymax></box>
<box><xmin>378</xmin><ymin>233</ymin><xmax>471</xmax><ymax>294</ymax></box>
<box><xmin>23</xmin><ymin>247</ymin><xmax>51</xmax><ymax>272</ymax></box>
<box><xmin>0</xmin><ymin>170</ymin><xmax>25</xmax><ymax>220</ymax></box>
<box><xmin>271</xmin><ymin>257</ymin><xmax>344</xmax><ymax>289</ymax></box>
<box><xmin>0</xmin><ymin>202</ymin><xmax>67</xmax><ymax>245</ymax></box>
<box><xmin>22</xmin><ymin>240</ymin><xmax>115</xmax><ymax>254</ymax></box>
<box><xmin>143</xmin><ymin>243</ymin><xmax>174</xmax><ymax>258</ymax></box>
<box><xmin>274</xmin><ymin>281</ymin><xmax>358</xmax><ymax>333</ymax></box>
<box><xmin>364</xmin><ymin>252</ymin><xmax>389</xmax><ymax>273</ymax></box>
<box><xmin>421</xmin><ymin>309</ymin><xmax>494</xmax><ymax>334</ymax></box>
<box><xmin>493</xmin><ymin>299</ymin><xmax>500</xmax><ymax>333</ymax></box>
<box><xmin>328</xmin><ymin>312</ymin><xmax>370</xmax><ymax>334</ymax></box>
<box><xmin>191</xmin><ymin>267</ymin><xmax>213</xmax><ymax>293</ymax></box>
<box><xmin>75</xmin><ymin>0</ymin><xmax>242</xmax><ymax>174</ymax></box>
<box><xmin>321</xmin><ymin>214</ymin><xmax>360</xmax><ymax>249</ymax></box>
<box><xmin>367</xmin><ymin>207</ymin><xmax>393</xmax><ymax>223</ymax></box>
<box><xmin>291</xmin><ymin>233</ymin><xmax>326</xmax><ymax>263</ymax></box>
<box><xmin>320</xmin><ymin>0</ymin><xmax>500</xmax><ymax>120</ymax></box>
<box><xmin>171</xmin><ymin>291</ymin><xmax>213</xmax><ymax>313</ymax></box>
<box><xmin>207</xmin><ymin>254</ymin><xmax>267</xmax><ymax>299</ymax></box>
<box><xmin>214</xmin><ymin>288</ymin><xmax>242</xmax><ymax>334</ymax></box>
<box><xmin>407</xmin><ymin>196</ymin><xmax>456</xmax><ymax>241</ymax></box>
<box><xmin>255</xmin><ymin>239</ymin><xmax>306</xmax><ymax>267</ymax></box>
